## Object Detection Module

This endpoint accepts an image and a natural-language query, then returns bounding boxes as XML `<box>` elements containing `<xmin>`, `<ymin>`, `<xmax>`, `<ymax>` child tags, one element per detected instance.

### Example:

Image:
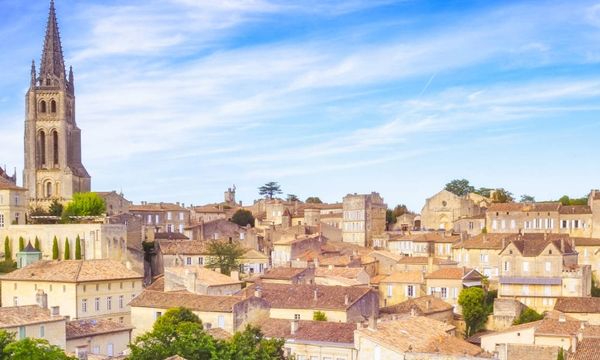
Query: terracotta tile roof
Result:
<box><xmin>0</xmin><ymin>260</ymin><xmax>142</xmax><ymax>282</ymax></box>
<box><xmin>370</xmin><ymin>250</ymin><xmax>403</xmax><ymax>262</ymax></box>
<box><xmin>554</xmin><ymin>297</ymin><xmax>600</xmax><ymax>313</ymax></box>
<box><xmin>484</xmin><ymin>315</ymin><xmax>581</xmax><ymax>338</ymax></box>
<box><xmin>315</xmin><ymin>267</ymin><xmax>364</xmax><ymax>279</ymax></box>
<box><xmin>274</xmin><ymin>233</ymin><xmax>321</xmax><ymax>245</ymax></box>
<box><xmin>241</xmin><ymin>249</ymin><xmax>268</xmax><ymax>260</ymax></box>
<box><xmin>453</xmin><ymin>233</ymin><xmax>512</xmax><ymax>250</ymax></box>
<box><xmin>390</xmin><ymin>232</ymin><xmax>460</xmax><ymax>243</ymax></box>
<box><xmin>356</xmin><ymin>317</ymin><xmax>482</xmax><ymax>356</ymax></box>
<box><xmin>571</xmin><ymin>237</ymin><xmax>600</xmax><ymax>247</ymax></box>
<box><xmin>507</xmin><ymin>236</ymin><xmax>574</xmax><ymax>257</ymax></box>
<box><xmin>242</xmin><ymin>283</ymin><xmax>373</xmax><ymax>310</ymax></box>
<box><xmin>488</xmin><ymin>202</ymin><xmax>561</xmax><ymax>212</ymax></box>
<box><xmin>380</xmin><ymin>271</ymin><xmax>424</xmax><ymax>284</ymax></box>
<box><xmin>260</xmin><ymin>319</ymin><xmax>355</xmax><ymax>344</ymax></box>
<box><xmin>159</xmin><ymin>240</ymin><xmax>207</xmax><ymax>255</ymax></box>
<box><xmin>66</xmin><ymin>319</ymin><xmax>132</xmax><ymax>339</ymax></box>
<box><xmin>0</xmin><ymin>176</ymin><xmax>26</xmax><ymax>191</ymax></box>
<box><xmin>425</xmin><ymin>267</ymin><xmax>480</xmax><ymax>280</ymax></box>
<box><xmin>130</xmin><ymin>203</ymin><xmax>187</xmax><ymax>212</ymax></box>
<box><xmin>380</xmin><ymin>295</ymin><xmax>453</xmax><ymax>316</ymax></box>
<box><xmin>166</xmin><ymin>266</ymin><xmax>242</xmax><ymax>287</ymax></box>
<box><xmin>206</xmin><ymin>327</ymin><xmax>232</xmax><ymax>340</ymax></box>
<box><xmin>129</xmin><ymin>290</ymin><xmax>244</xmax><ymax>312</ymax></box>
<box><xmin>261</xmin><ymin>267</ymin><xmax>311</xmax><ymax>280</ymax></box>
<box><xmin>0</xmin><ymin>305</ymin><xmax>65</xmax><ymax>328</ymax></box>
<box><xmin>487</xmin><ymin>203</ymin><xmax>526</xmax><ymax>212</ymax></box>
<box><xmin>559</xmin><ymin>205</ymin><xmax>592</xmax><ymax>214</ymax></box>
<box><xmin>570</xmin><ymin>338</ymin><xmax>600</xmax><ymax>360</ymax></box>
<box><xmin>146</xmin><ymin>276</ymin><xmax>165</xmax><ymax>291</ymax></box>
<box><xmin>193</xmin><ymin>205</ymin><xmax>225</xmax><ymax>213</ymax></box>
<box><xmin>396</xmin><ymin>256</ymin><xmax>457</xmax><ymax>266</ymax></box>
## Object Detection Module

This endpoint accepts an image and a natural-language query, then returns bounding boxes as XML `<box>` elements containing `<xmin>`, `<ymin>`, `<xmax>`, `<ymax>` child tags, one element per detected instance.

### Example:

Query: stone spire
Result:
<box><xmin>30</xmin><ymin>60</ymin><xmax>36</xmax><ymax>87</ymax></box>
<box><xmin>39</xmin><ymin>0</ymin><xmax>66</xmax><ymax>83</ymax></box>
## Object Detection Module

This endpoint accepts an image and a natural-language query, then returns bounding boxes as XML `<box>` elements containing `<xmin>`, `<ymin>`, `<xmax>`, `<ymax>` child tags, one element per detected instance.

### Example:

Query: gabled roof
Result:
<box><xmin>554</xmin><ymin>297</ymin><xmax>600</xmax><ymax>314</ymax></box>
<box><xmin>0</xmin><ymin>176</ymin><xmax>26</xmax><ymax>191</ymax></box>
<box><xmin>260</xmin><ymin>319</ymin><xmax>355</xmax><ymax>344</ymax></box>
<box><xmin>559</xmin><ymin>205</ymin><xmax>592</xmax><ymax>215</ymax></box>
<box><xmin>129</xmin><ymin>290</ymin><xmax>245</xmax><ymax>312</ymax></box>
<box><xmin>66</xmin><ymin>319</ymin><xmax>132</xmax><ymax>339</ymax></box>
<box><xmin>261</xmin><ymin>267</ymin><xmax>310</xmax><ymax>280</ymax></box>
<box><xmin>488</xmin><ymin>202</ymin><xmax>561</xmax><ymax>212</ymax></box>
<box><xmin>570</xmin><ymin>338</ymin><xmax>600</xmax><ymax>360</ymax></box>
<box><xmin>425</xmin><ymin>267</ymin><xmax>481</xmax><ymax>281</ymax></box>
<box><xmin>500</xmin><ymin>236</ymin><xmax>574</xmax><ymax>257</ymax></box>
<box><xmin>0</xmin><ymin>305</ymin><xmax>65</xmax><ymax>328</ymax></box>
<box><xmin>380</xmin><ymin>295</ymin><xmax>453</xmax><ymax>316</ymax></box>
<box><xmin>0</xmin><ymin>260</ymin><xmax>142</xmax><ymax>282</ymax></box>
<box><xmin>159</xmin><ymin>240</ymin><xmax>207</xmax><ymax>255</ymax></box>
<box><xmin>166</xmin><ymin>266</ymin><xmax>242</xmax><ymax>287</ymax></box>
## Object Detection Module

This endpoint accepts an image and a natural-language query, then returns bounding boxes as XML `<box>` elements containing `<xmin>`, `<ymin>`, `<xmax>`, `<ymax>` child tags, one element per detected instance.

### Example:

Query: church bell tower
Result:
<box><xmin>24</xmin><ymin>0</ymin><xmax>91</xmax><ymax>205</ymax></box>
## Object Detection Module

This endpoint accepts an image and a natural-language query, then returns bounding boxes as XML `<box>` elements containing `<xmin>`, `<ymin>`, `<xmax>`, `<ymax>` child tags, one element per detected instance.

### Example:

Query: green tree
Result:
<box><xmin>205</xmin><ymin>240</ymin><xmax>245</xmax><ymax>276</ymax></box>
<box><xmin>558</xmin><ymin>195</ymin><xmax>588</xmax><ymax>206</ymax></box>
<box><xmin>258</xmin><ymin>182</ymin><xmax>282</xmax><ymax>199</ymax></box>
<box><xmin>0</xmin><ymin>329</ymin><xmax>15</xmax><ymax>359</ymax></box>
<box><xmin>473</xmin><ymin>187</ymin><xmax>493</xmax><ymax>198</ymax></box>
<box><xmin>129</xmin><ymin>307</ymin><xmax>216</xmax><ymax>360</ymax></box>
<box><xmin>231</xmin><ymin>209</ymin><xmax>255</xmax><ymax>228</ymax></box>
<box><xmin>52</xmin><ymin>236</ymin><xmax>59</xmax><ymax>260</ymax></box>
<box><xmin>445</xmin><ymin>179</ymin><xmax>475</xmax><ymax>196</ymax></box>
<box><xmin>313</xmin><ymin>311</ymin><xmax>327</xmax><ymax>321</ymax></box>
<box><xmin>64</xmin><ymin>238</ymin><xmax>70</xmax><ymax>260</ymax></box>
<box><xmin>458</xmin><ymin>287</ymin><xmax>488</xmax><ymax>337</ymax></box>
<box><xmin>557</xmin><ymin>347</ymin><xmax>565</xmax><ymax>360</ymax></box>
<box><xmin>305</xmin><ymin>197</ymin><xmax>323</xmax><ymax>204</ymax></box>
<box><xmin>18</xmin><ymin>237</ymin><xmax>24</xmax><ymax>252</ymax></box>
<box><xmin>513</xmin><ymin>307</ymin><xmax>544</xmax><ymax>325</ymax></box>
<box><xmin>4</xmin><ymin>237</ymin><xmax>10</xmax><ymax>262</ymax></box>
<box><xmin>75</xmin><ymin>235</ymin><xmax>82</xmax><ymax>260</ymax></box>
<box><xmin>48</xmin><ymin>200</ymin><xmax>63</xmax><ymax>217</ymax></box>
<box><xmin>4</xmin><ymin>337</ymin><xmax>75</xmax><ymax>359</ymax></box>
<box><xmin>519</xmin><ymin>194</ymin><xmax>535</xmax><ymax>203</ymax></box>
<box><xmin>286</xmin><ymin>194</ymin><xmax>299</xmax><ymax>202</ymax></box>
<box><xmin>34</xmin><ymin>237</ymin><xmax>41</xmax><ymax>251</ymax></box>
<box><xmin>385</xmin><ymin>209</ymin><xmax>396</xmax><ymax>227</ymax></box>
<box><xmin>491</xmin><ymin>188</ymin><xmax>514</xmax><ymax>203</ymax></box>
<box><xmin>218</xmin><ymin>325</ymin><xmax>286</xmax><ymax>360</ymax></box>
<box><xmin>62</xmin><ymin>192</ymin><xmax>106</xmax><ymax>221</ymax></box>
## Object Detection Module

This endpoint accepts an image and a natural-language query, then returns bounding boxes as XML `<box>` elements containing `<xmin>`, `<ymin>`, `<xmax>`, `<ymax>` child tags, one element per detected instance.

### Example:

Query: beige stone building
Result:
<box><xmin>379</xmin><ymin>295</ymin><xmax>454</xmax><ymax>322</ymax></box>
<box><xmin>378</xmin><ymin>271</ymin><xmax>425</xmax><ymax>307</ymax></box>
<box><xmin>129</xmin><ymin>202</ymin><xmax>191</xmax><ymax>238</ymax></box>
<box><xmin>190</xmin><ymin>204</ymin><xmax>228</xmax><ymax>223</ymax></box>
<box><xmin>554</xmin><ymin>297</ymin><xmax>600</xmax><ymax>325</ymax></box>
<box><xmin>23</xmin><ymin>1</ymin><xmax>91</xmax><ymax>206</ymax></box>
<box><xmin>354</xmin><ymin>316</ymin><xmax>486</xmax><ymax>359</ymax></box>
<box><xmin>453</xmin><ymin>214</ymin><xmax>486</xmax><ymax>236</ymax></box>
<box><xmin>261</xmin><ymin>319</ymin><xmax>357</xmax><ymax>360</ymax></box>
<box><xmin>259</xmin><ymin>267</ymin><xmax>315</xmax><ymax>285</ymax></box>
<box><xmin>425</xmin><ymin>267</ymin><xmax>483</xmax><ymax>310</ymax></box>
<box><xmin>314</xmin><ymin>267</ymin><xmax>370</xmax><ymax>286</ymax></box>
<box><xmin>129</xmin><ymin>279</ymin><xmax>269</xmax><ymax>338</ymax></box>
<box><xmin>0</xmin><ymin>305</ymin><xmax>66</xmax><ymax>348</ymax></box>
<box><xmin>66</xmin><ymin>319</ymin><xmax>132</xmax><ymax>358</ymax></box>
<box><xmin>342</xmin><ymin>192</ymin><xmax>386</xmax><ymax>247</ymax></box>
<box><xmin>0</xmin><ymin>223</ymin><xmax>128</xmax><ymax>262</ymax></box>
<box><xmin>271</xmin><ymin>233</ymin><xmax>323</xmax><ymax>267</ymax></box>
<box><xmin>498</xmin><ymin>236</ymin><xmax>591</xmax><ymax>312</ymax></box>
<box><xmin>380</xmin><ymin>232</ymin><xmax>460</xmax><ymax>257</ymax></box>
<box><xmin>0</xmin><ymin>260</ymin><xmax>143</xmax><ymax>324</ymax></box>
<box><xmin>241</xmin><ymin>283</ymin><xmax>378</xmax><ymax>323</ymax></box>
<box><xmin>95</xmin><ymin>191</ymin><xmax>131</xmax><ymax>216</ymax></box>
<box><xmin>0</xmin><ymin>177</ymin><xmax>28</xmax><ymax>228</ymax></box>
<box><xmin>420</xmin><ymin>190</ymin><xmax>489</xmax><ymax>231</ymax></box>
<box><xmin>452</xmin><ymin>233</ymin><xmax>509</xmax><ymax>279</ymax></box>
<box><xmin>163</xmin><ymin>266</ymin><xmax>243</xmax><ymax>296</ymax></box>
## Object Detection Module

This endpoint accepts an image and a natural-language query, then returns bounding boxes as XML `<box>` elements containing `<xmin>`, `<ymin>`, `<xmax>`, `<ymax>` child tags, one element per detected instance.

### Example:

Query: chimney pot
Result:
<box><xmin>344</xmin><ymin>294</ymin><xmax>349</xmax><ymax>305</ymax></box>
<box><xmin>291</xmin><ymin>319</ymin><xmax>299</xmax><ymax>335</ymax></box>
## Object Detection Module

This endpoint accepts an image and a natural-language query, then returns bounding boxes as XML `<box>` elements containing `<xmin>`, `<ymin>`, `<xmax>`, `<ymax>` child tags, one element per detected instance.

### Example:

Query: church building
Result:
<box><xmin>23</xmin><ymin>0</ymin><xmax>91</xmax><ymax>206</ymax></box>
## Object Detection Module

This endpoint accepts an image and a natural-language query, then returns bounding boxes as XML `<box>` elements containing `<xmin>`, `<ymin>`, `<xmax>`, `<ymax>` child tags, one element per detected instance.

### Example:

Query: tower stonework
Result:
<box><xmin>24</xmin><ymin>1</ymin><xmax>90</xmax><ymax>205</ymax></box>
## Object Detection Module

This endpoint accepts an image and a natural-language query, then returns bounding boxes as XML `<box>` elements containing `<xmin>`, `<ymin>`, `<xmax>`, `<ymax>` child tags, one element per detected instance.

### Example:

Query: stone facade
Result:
<box><xmin>23</xmin><ymin>1</ymin><xmax>90</xmax><ymax>206</ymax></box>
<box><xmin>420</xmin><ymin>190</ymin><xmax>488</xmax><ymax>231</ymax></box>
<box><xmin>95</xmin><ymin>191</ymin><xmax>131</xmax><ymax>216</ymax></box>
<box><xmin>0</xmin><ymin>178</ymin><xmax>28</xmax><ymax>228</ymax></box>
<box><xmin>342</xmin><ymin>192</ymin><xmax>386</xmax><ymax>247</ymax></box>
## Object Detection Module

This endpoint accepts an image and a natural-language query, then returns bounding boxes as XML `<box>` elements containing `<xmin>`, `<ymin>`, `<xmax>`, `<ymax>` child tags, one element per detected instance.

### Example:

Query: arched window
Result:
<box><xmin>52</xmin><ymin>131</ymin><xmax>59</xmax><ymax>166</ymax></box>
<box><xmin>46</xmin><ymin>182</ymin><xmax>52</xmax><ymax>198</ymax></box>
<box><xmin>38</xmin><ymin>131</ymin><xmax>46</xmax><ymax>166</ymax></box>
<box><xmin>50</xmin><ymin>100</ymin><xmax>57</xmax><ymax>113</ymax></box>
<box><xmin>40</xmin><ymin>101</ymin><xmax>47</xmax><ymax>113</ymax></box>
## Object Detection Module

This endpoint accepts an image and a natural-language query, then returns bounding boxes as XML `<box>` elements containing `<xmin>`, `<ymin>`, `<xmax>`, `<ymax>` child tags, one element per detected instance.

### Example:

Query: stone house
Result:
<box><xmin>425</xmin><ymin>267</ymin><xmax>483</xmax><ymax>310</ymax></box>
<box><xmin>420</xmin><ymin>190</ymin><xmax>489</xmax><ymax>231</ymax></box>
<box><xmin>379</xmin><ymin>295</ymin><xmax>454</xmax><ymax>322</ymax></box>
<box><xmin>342</xmin><ymin>192</ymin><xmax>386</xmax><ymax>247</ymax></box>
<box><xmin>66</xmin><ymin>319</ymin><xmax>132</xmax><ymax>358</ymax></box>
<box><xmin>271</xmin><ymin>233</ymin><xmax>323</xmax><ymax>267</ymax></box>
<box><xmin>190</xmin><ymin>204</ymin><xmax>227</xmax><ymax>223</ymax></box>
<box><xmin>378</xmin><ymin>271</ymin><xmax>425</xmax><ymax>307</ymax></box>
<box><xmin>129</xmin><ymin>202</ymin><xmax>191</xmax><ymax>237</ymax></box>
<box><xmin>497</xmin><ymin>235</ymin><xmax>591</xmax><ymax>312</ymax></box>
<box><xmin>0</xmin><ymin>305</ymin><xmax>66</xmax><ymax>349</ymax></box>
<box><xmin>354</xmin><ymin>316</ymin><xmax>486</xmax><ymax>359</ymax></box>
<box><xmin>163</xmin><ymin>266</ymin><xmax>243</xmax><ymax>296</ymax></box>
<box><xmin>259</xmin><ymin>267</ymin><xmax>315</xmax><ymax>285</ymax></box>
<box><xmin>239</xmin><ymin>249</ymin><xmax>269</xmax><ymax>275</ymax></box>
<box><xmin>241</xmin><ymin>283</ymin><xmax>378</xmax><ymax>323</ymax></box>
<box><xmin>314</xmin><ymin>267</ymin><xmax>370</xmax><ymax>286</ymax></box>
<box><xmin>453</xmin><ymin>214</ymin><xmax>486</xmax><ymax>236</ymax></box>
<box><xmin>571</xmin><ymin>237</ymin><xmax>600</xmax><ymax>278</ymax></box>
<box><xmin>260</xmin><ymin>319</ymin><xmax>356</xmax><ymax>360</ymax></box>
<box><xmin>94</xmin><ymin>191</ymin><xmax>131</xmax><ymax>216</ymax></box>
<box><xmin>452</xmin><ymin>233</ymin><xmax>510</xmax><ymax>279</ymax></box>
<box><xmin>0</xmin><ymin>176</ymin><xmax>28</xmax><ymax>228</ymax></box>
<box><xmin>554</xmin><ymin>297</ymin><xmax>600</xmax><ymax>325</ymax></box>
<box><xmin>0</xmin><ymin>260</ymin><xmax>143</xmax><ymax>324</ymax></box>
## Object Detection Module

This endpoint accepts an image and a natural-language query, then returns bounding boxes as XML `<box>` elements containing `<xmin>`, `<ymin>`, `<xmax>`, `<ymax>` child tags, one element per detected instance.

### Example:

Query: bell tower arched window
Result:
<box><xmin>40</xmin><ymin>101</ymin><xmax>47</xmax><ymax>113</ymax></box>
<box><xmin>52</xmin><ymin>131</ymin><xmax>59</xmax><ymax>166</ymax></box>
<box><xmin>50</xmin><ymin>100</ymin><xmax>57</xmax><ymax>113</ymax></box>
<box><xmin>38</xmin><ymin>131</ymin><xmax>46</xmax><ymax>167</ymax></box>
<box><xmin>46</xmin><ymin>182</ymin><xmax>52</xmax><ymax>198</ymax></box>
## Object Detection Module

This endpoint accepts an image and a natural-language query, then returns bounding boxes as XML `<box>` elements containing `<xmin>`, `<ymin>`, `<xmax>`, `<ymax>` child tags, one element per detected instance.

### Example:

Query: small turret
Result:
<box><xmin>68</xmin><ymin>66</ymin><xmax>74</xmax><ymax>89</ymax></box>
<box><xmin>30</xmin><ymin>60</ymin><xmax>37</xmax><ymax>87</ymax></box>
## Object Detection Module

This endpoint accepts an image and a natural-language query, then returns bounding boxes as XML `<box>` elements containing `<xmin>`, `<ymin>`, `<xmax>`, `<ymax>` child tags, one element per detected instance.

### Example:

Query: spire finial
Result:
<box><xmin>40</xmin><ymin>0</ymin><xmax>66</xmax><ymax>84</ymax></box>
<box><xmin>30</xmin><ymin>60</ymin><xmax>36</xmax><ymax>86</ymax></box>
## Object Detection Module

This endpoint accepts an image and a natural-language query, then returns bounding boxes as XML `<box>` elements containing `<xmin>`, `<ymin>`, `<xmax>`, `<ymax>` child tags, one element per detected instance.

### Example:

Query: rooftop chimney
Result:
<box><xmin>36</xmin><ymin>290</ymin><xmax>48</xmax><ymax>309</ymax></box>
<box><xmin>291</xmin><ymin>319</ymin><xmax>299</xmax><ymax>335</ymax></box>
<box><xmin>254</xmin><ymin>287</ymin><xmax>262</xmax><ymax>298</ymax></box>
<box><xmin>230</xmin><ymin>270</ymin><xmax>240</xmax><ymax>281</ymax></box>
<box><xmin>313</xmin><ymin>289</ymin><xmax>318</xmax><ymax>301</ymax></box>
<box><xmin>559</xmin><ymin>313</ymin><xmax>566</xmax><ymax>323</ymax></box>
<box><xmin>344</xmin><ymin>294</ymin><xmax>349</xmax><ymax>306</ymax></box>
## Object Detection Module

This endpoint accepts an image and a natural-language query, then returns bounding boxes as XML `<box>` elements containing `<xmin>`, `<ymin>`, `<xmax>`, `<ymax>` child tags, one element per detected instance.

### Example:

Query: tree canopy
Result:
<box><xmin>286</xmin><ymin>194</ymin><xmax>299</xmax><ymax>202</ymax></box>
<box><xmin>0</xmin><ymin>332</ymin><xmax>75</xmax><ymax>360</ymax></box>
<box><xmin>558</xmin><ymin>195</ymin><xmax>588</xmax><ymax>206</ymax></box>
<box><xmin>445</xmin><ymin>179</ymin><xmax>475</xmax><ymax>196</ymax></box>
<box><xmin>513</xmin><ymin>307</ymin><xmax>544</xmax><ymax>325</ymax></box>
<box><xmin>445</xmin><ymin>179</ymin><xmax>513</xmax><ymax>203</ymax></box>
<box><xmin>258</xmin><ymin>182</ymin><xmax>282</xmax><ymax>199</ymax></box>
<box><xmin>231</xmin><ymin>209</ymin><xmax>255</xmax><ymax>228</ymax></box>
<box><xmin>458</xmin><ymin>287</ymin><xmax>489</xmax><ymax>337</ymax></box>
<box><xmin>62</xmin><ymin>192</ymin><xmax>106</xmax><ymax>220</ymax></box>
<box><xmin>305</xmin><ymin>197</ymin><xmax>323</xmax><ymax>204</ymax></box>
<box><xmin>129</xmin><ymin>307</ymin><xmax>287</xmax><ymax>360</ymax></box>
<box><xmin>205</xmin><ymin>240</ymin><xmax>245</xmax><ymax>276</ymax></box>
<box><xmin>519</xmin><ymin>194</ymin><xmax>535</xmax><ymax>203</ymax></box>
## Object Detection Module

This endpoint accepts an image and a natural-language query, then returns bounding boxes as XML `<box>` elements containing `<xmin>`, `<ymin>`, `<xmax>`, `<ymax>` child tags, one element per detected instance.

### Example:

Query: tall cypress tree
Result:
<box><xmin>75</xmin><ymin>235</ymin><xmax>82</xmax><ymax>260</ymax></box>
<box><xmin>64</xmin><ymin>238</ymin><xmax>71</xmax><ymax>260</ymax></box>
<box><xmin>4</xmin><ymin>236</ymin><xmax>11</xmax><ymax>261</ymax></box>
<box><xmin>34</xmin><ymin>237</ymin><xmax>41</xmax><ymax>251</ymax></box>
<box><xmin>18</xmin><ymin>237</ymin><xmax>25</xmax><ymax>251</ymax></box>
<box><xmin>52</xmin><ymin>236</ymin><xmax>59</xmax><ymax>260</ymax></box>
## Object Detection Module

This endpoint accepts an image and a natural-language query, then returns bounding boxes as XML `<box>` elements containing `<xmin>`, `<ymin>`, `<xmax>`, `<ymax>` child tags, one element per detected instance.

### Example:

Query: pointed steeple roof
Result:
<box><xmin>39</xmin><ymin>0</ymin><xmax>66</xmax><ymax>81</ymax></box>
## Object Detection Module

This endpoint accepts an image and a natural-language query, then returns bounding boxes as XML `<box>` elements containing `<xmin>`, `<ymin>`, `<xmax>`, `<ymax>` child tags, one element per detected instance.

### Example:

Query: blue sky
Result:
<box><xmin>1</xmin><ymin>0</ymin><xmax>600</xmax><ymax>211</ymax></box>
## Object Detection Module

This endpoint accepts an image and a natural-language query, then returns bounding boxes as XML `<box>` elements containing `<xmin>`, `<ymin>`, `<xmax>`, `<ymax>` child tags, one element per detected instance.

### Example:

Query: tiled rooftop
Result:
<box><xmin>66</xmin><ymin>319</ymin><xmax>133</xmax><ymax>339</ymax></box>
<box><xmin>129</xmin><ymin>290</ymin><xmax>244</xmax><ymax>312</ymax></box>
<box><xmin>260</xmin><ymin>319</ymin><xmax>356</xmax><ymax>344</ymax></box>
<box><xmin>380</xmin><ymin>295</ymin><xmax>453</xmax><ymax>316</ymax></box>
<box><xmin>0</xmin><ymin>305</ymin><xmax>65</xmax><ymax>328</ymax></box>
<box><xmin>0</xmin><ymin>260</ymin><xmax>142</xmax><ymax>282</ymax></box>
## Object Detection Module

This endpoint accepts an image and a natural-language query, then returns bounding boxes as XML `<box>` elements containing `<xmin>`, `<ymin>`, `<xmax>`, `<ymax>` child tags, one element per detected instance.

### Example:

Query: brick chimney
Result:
<box><xmin>344</xmin><ymin>294</ymin><xmax>349</xmax><ymax>306</ymax></box>
<box><xmin>291</xmin><ymin>319</ymin><xmax>299</xmax><ymax>335</ymax></box>
<box><xmin>36</xmin><ymin>290</ymin><xmax>47</xmax><ymax>309</ymax></box>
<box><xmin>313</xmin><ymin>289</ymin><xmax>318</xmax><ymax>301</ymax></box>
